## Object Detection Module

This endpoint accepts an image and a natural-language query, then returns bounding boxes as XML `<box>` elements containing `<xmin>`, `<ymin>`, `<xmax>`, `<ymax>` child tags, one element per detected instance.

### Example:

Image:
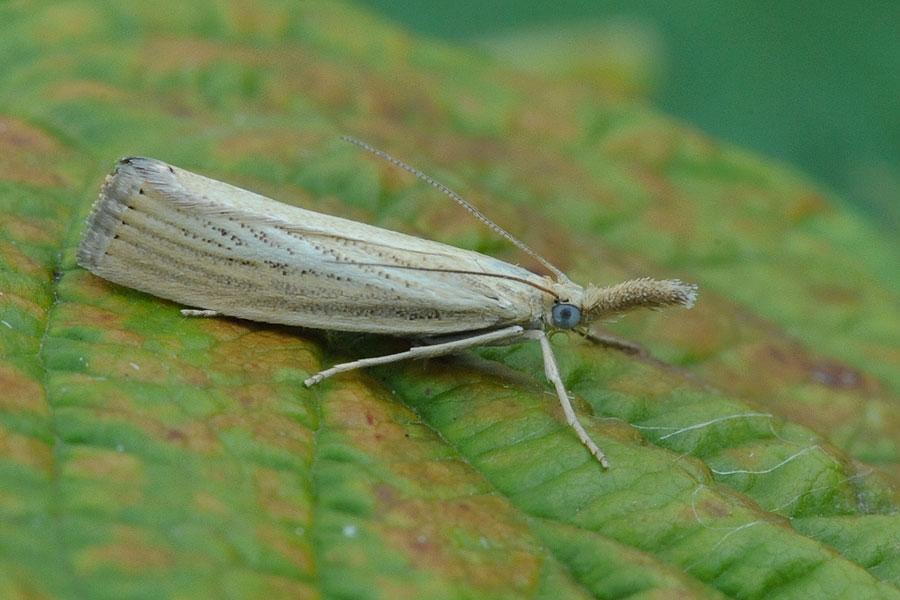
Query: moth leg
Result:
<box><xmin>577</xmin><ymin>329</ymin><xmax>645</xmax><ymax>356</ymax></box>
<box><xmin>181</xmin><ymin>309</ymin><xmax>221</xmax><ymax>318</ymax></box>
<box><xmin>525</xmin><ymin>329</ymin><xmax>610</xmax><ymax>468</ymax></box>
<box><xmin>304</xmin><ymin>325</ymin><xmax>526</xmax><ymax>387</ymax></box>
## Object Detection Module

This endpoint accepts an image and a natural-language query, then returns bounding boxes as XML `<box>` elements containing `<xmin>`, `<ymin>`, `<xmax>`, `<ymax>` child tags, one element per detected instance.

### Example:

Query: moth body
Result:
<box><xmin>78</xmin><ymin>157</ymin><xmax>562</xmax><ymax>335</ymax></box>
<box><xmin>78</xmin><ymin>146</ymin><xmax>698</xmax><ymax>469</ymax></box>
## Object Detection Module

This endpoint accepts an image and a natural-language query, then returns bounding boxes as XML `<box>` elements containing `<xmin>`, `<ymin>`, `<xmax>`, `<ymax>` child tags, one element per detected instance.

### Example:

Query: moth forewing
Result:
<box><xmin>78</xmin><ymin>149</ymin><xmax>699</xmax><ymax>470</ymax></box>
<box><xmin>77</xmin><ymin>157</ymin><xmax>550</xmax><ymax>335</ymax></box>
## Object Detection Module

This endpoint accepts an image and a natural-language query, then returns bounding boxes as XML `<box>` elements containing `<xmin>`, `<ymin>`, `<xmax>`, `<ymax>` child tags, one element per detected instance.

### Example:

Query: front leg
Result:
<box><xmin>304</xmin><ymin>325</ymin><xmax>527</xmax><ymax>386</ymax></box>
<box><xmin>524</xmin><ymin>330</ymin><xmax>610</xmax><ymax>468</ymax></box>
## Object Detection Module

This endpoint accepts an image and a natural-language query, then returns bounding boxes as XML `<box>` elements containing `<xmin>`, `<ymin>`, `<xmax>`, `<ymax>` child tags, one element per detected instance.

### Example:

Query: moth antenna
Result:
<box><xmin>341</xmin><ymin>136</ymin><xmax>571</xmax><ymax>283</ymax></box>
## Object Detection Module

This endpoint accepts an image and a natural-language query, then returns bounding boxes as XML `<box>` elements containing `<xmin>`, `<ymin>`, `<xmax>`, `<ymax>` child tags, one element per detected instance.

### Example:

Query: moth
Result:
<box><xmin>77</xmin><ymin>138</ymin><xmax>697</xmax><ymax>467</ymax></box>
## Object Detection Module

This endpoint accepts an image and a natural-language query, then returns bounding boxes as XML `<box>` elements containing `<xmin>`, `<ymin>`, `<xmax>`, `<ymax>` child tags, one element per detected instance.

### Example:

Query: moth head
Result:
<box><xmin>571</xmin><ymin>278</ymin><xmax>698</xmax><ymax>327</ymax></box>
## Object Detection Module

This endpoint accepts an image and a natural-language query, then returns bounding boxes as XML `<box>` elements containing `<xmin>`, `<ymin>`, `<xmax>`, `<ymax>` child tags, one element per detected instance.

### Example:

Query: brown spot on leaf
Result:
<box><xmin>0</xmin><ymin>289</ymin><xmax>47</xmax><ymax>324</ymax></box>
<box><xmin>808</xmin><ymin>361</ymin><xmax>862</xmax><ymax>389</ymax></box>
<box><xmin>0</xmin><ymin>363</ymin><xmax>48</xmax><ymax>415</ymax></box>
<box><xmin>67</xmin><ymin>446</ymin><xmax>142</xmax><ymax>484</ymax></box>
<box><xmin>3</xmin><ymin>214</ymin><xmax>62</xmax><ymax>246</ymax></box>
<box><xmin>57</xmin><ymin>304</ymin><xmax>145</xmax><ymax>347</ymax></box>
<box><xmin>46</xmin><ymin>79</ymin><xmax>130</xmax><ymax>103</ymax></box>
<box><xmin>375</xmin><ymin>484</ymin><xmax>396</xmax><ymax>506</ymax></box>
<box><xmin>0</xmin><ymin>240</ymin><xmax>52</xmax><ymax>280</ymax></box>
<box><xmin>0</xmin><ymin>426</ymin><xmax>52</xmax><ymax>473</ymax></box>
<box><xmin>0</xmin><ymin>117</ymin><xmax>69</xmax><ymax>187</ymax></box>
<box><xmin>762</xmin><ymin>344</ymin><xmax>865</xmax><ymax>391</ymax></box>
<box><xmin>809</xmin><ymin>283</ymin><xmax>862</xmax><ymax>305</ymax></box>
<box><xmin>75</xmin><ymin>525</ymin><xmax>172</xmax><ymax>572</ymax></box>
<box><xmin>209</xmin><ymin>328</ymin><xmax>319</xmax><ymax>381</ymax></box>
<box><xmin>322</xmin><ymin>381</ymin><xmax>439</xmax><ymax>461</ymax></box>
<box><xmin>157</xmin><ymin>420</ymin><xmax>221</xmax><ymax>454</ymax></box>
<box><xmin>193</xmin><ymin>491</ymin><xmax>229</xmax><ymax>517</ymax></box>
<box><xmin>696</xmin><ymin>495</ymin><xmax>733</xmax><ymax>520</ymax></box>
<box><xmin>785</xmin><ymin>190</ymin><xmax>827</xmax><ymax>221</ymax></box>
<box><xmin>251</xmin><ymin>575</ymin><xmax>318</xmax><ymax>600</ymax></box>
<box><xmin>165</xmin><ymin>428</ymin><xmax>187</xmax><ymax>442</ymax></box>
<box><xmin>213</xmin><ymin>386</ymin><xmax>315</xmax><ymax>463</ymax></box>
<box><xmin>255</xmin><ymin>523</ymin><xmax>315</xmax><ymax>576</ymax></box>
<box><xmin>254</xmin><ymin>468</ymin><xmax>310</xmax><ymax>523</ymax></box>
<box><xmin>512</xmin><ymin>96</ymin><xmax>579</xmax><ymax>142</ymax></box>
<box><xmin>216</xmin><ymin>129</ymin><xmax>327</xmax><ymax>169</ymax></box>
<box><xmin>375</xmin><ymin>493</ymin><xmax>540</xmax><ymax>593</ymax></box>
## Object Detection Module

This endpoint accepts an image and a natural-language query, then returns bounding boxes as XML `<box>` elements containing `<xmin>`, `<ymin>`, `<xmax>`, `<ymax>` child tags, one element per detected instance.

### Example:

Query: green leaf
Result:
<box><xmin>0</xmin><ymin>1</ymin><xmax>898</xmax><ymax>599</ymax></box>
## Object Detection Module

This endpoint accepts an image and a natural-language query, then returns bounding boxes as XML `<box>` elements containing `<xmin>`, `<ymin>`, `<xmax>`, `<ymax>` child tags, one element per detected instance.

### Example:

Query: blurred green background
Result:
<box><xmin>354</xmin><ymin>0</ymin><xmax>900</xmax><ymax>234</ymax></box>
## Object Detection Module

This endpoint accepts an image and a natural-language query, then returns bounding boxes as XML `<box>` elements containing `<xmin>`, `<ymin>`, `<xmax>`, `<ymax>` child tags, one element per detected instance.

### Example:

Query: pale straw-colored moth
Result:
<box><xmin>77</xmin><ymin>138</ymin><xmax>697</xmax><ymax>468</ymax></box>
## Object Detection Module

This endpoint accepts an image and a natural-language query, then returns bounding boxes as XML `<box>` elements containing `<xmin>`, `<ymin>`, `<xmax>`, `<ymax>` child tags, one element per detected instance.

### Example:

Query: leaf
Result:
<box><xmin>0</xmin><ymin>1</ymin><xmax>898</xmax><ymax>599</ymax></box>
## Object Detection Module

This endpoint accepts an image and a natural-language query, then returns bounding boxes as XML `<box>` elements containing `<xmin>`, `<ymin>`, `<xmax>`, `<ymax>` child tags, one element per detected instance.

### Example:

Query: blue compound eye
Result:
<box><xmin>551</xmin><ymin>303</ymin><xmax>581</xmax><ymax>329</ymax></box>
